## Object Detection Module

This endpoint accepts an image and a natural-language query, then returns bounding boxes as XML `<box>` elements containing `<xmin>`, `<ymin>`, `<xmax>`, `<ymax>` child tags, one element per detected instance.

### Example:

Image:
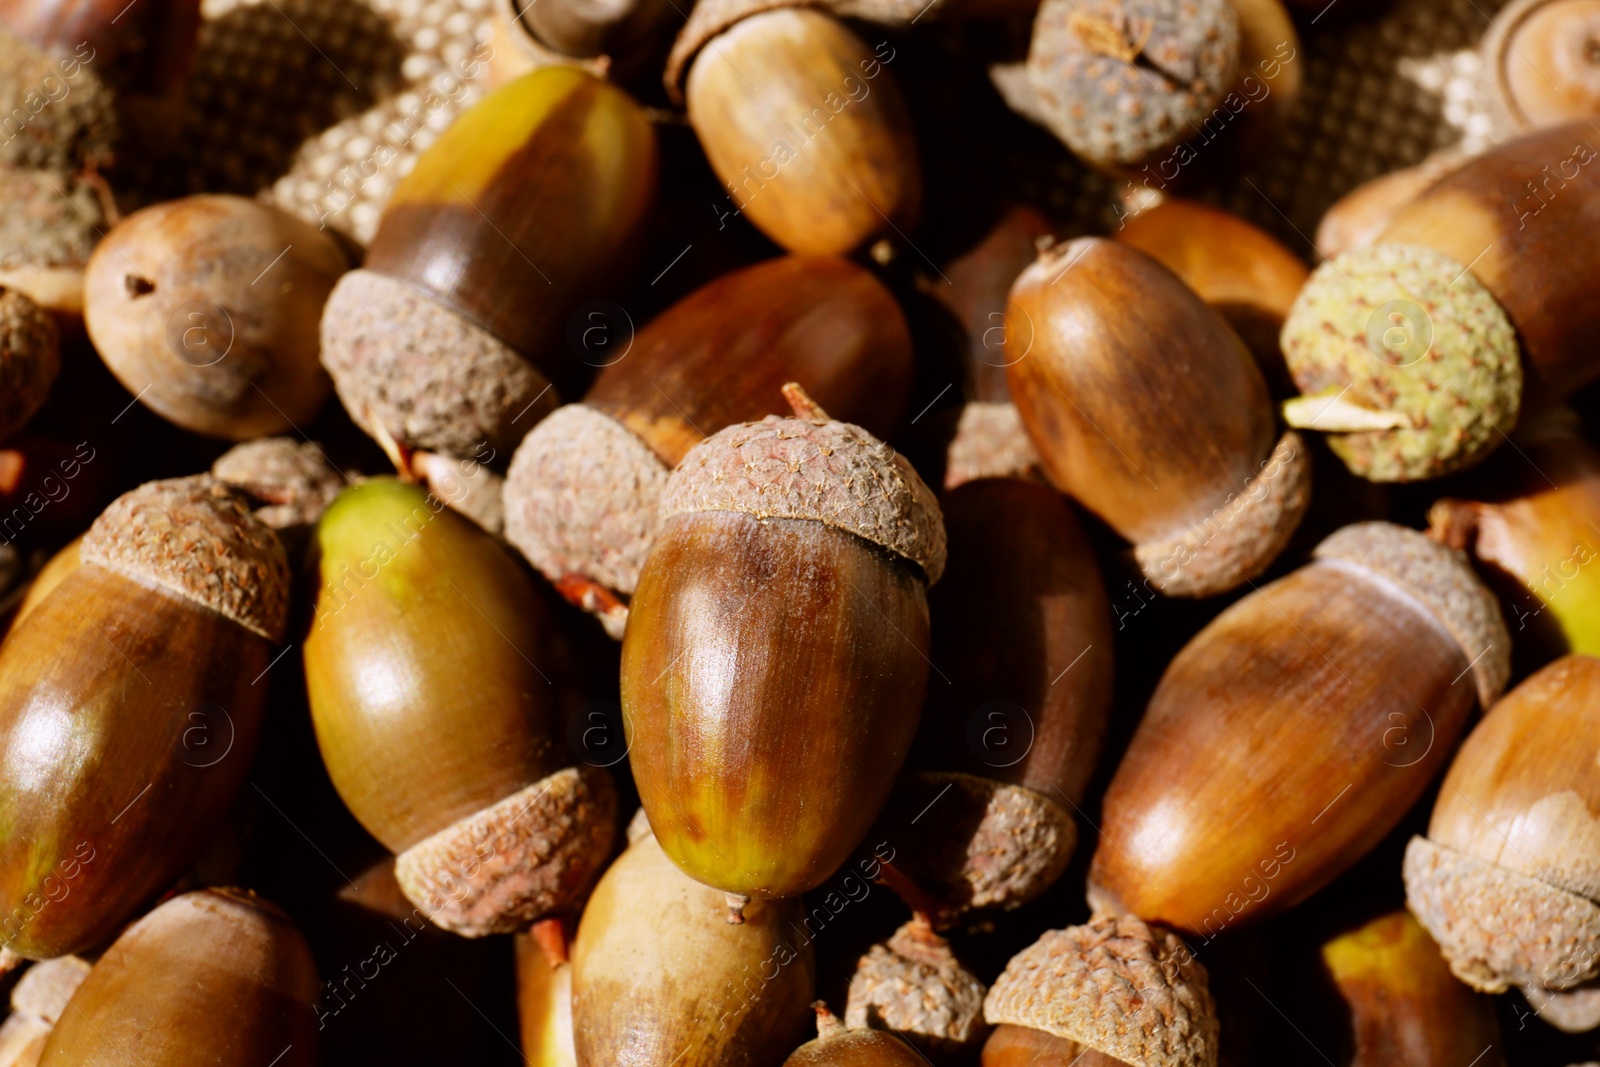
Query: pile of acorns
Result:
<box><xmin>2</xmin><ymin>0</ymin><xmax>1600</xmax><ymax>1063</ymax></box>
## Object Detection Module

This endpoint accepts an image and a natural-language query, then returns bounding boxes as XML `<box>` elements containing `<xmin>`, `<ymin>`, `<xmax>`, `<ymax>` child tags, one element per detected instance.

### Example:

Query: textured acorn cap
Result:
<box><xmin>320</xmin><ymin>269</ymin><xmax>560</xmax><ymax>460</ymax></box>
<box><xmin>504</xmin><ymin>403</ymin><xmax>669</xmax><ymax>599</ymax></box>
<box><xmin>1281</xmin><ymin>243</ymin><xmax>1521</xmax><ymax>482</ymax></box>
<box><xmin>0</xmin><ymin>286</ymin><xmax>60</xmax><ymax>440</ymax></box>
<box><xmin>0</xmin><ymin>30</ymin><xmax>118</xmax><ymax>172</ymax></box>
<box><xmin>1133</xmin><ymin>430</ymin><xmax>1312</xmax><ymax>598</ymax></box>
<box><xmin>1313</xmin><ymin>521</ymin><xmax>1509</xmax><ymax>708</ymax></box>
<box><xmin>660</xmin><ymin>393</ymin><xmax>946</xmax><ymax>584</ymax></box>
<box><xmin>81</xmin><ymin>476</ymin><xmax>291</xmax><ymax>642</ymax></box>
<box><xmin>1404</xmin><ymin>835</ymin><xmax>1600</xmax><ymax>996</ymax></box>
<box><xmin>212</xmin><ymin>438</ymin><xmax>346</xmax><ymax>531</ymax></box>
<box><xmin>0</xmin><ymin>166</ymin><xmax>106</xmax><ymax>284</ymax></box>
<box><xmin>394</xmin><ymin>764</ymin><xmax>617</xmax><ymax>937</ymax></box>
<box><xmin>845</xmin><ymin>917</ymin><xmax>990</xmax><ymax>1056</ymax></box>
<box><xmin>984</xmin><ymin>914</ymin><xmax>1218</xmax><ymax>1067</ymax></box>
<box><xmin>943</xmin><ymin>401</ymin><xmax>1041</xmax><ymax>490</ymax></box>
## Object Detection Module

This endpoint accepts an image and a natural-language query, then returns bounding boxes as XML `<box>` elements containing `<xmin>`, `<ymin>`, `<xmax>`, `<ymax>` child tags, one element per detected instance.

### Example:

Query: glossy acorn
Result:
<box><xmin>1283</xmin><ymin>122</ymin><xmax>1600</xmax><ymax>480</ymax></box>
<box><xmin>666</xmin><ymin>0</ymin><xmax>920</xmax><ymax>255</ymax></box>
<box><xmin>0</xmin><ymin>476</ymin><xmax>288</xmax><ymax>960</ymax></box>
<box><xmin>1088</xmin><ymin>522</ymin><xmax>1508</xmax><ymax>938</ymax></box>
<box><xmin>304</xmin><ymin>478</ymin><xmax>616</xmax><ymax>936</ymax></box>
<box><xmin>83</xmin><ymin>195</ymin><xmax>348</xmax><ymax>440</ymax></box>
<box><xmin>1405</xmin><ymin>654</ymin><xmax>1600</xmax><ymax>1032</ymax></box>
<box><xmin>784</xmin><ymin>1002</ymin><xmax>924</xmax><ymax>1066</ymax></box>
<box><xmin>570</xmin><ymin>822</ymin><xmax>815</xmax><ymax>1066</ymax></box>
<box><xmin>1006</xmin><ymin>237</ymin><xmax>1310</xmax><ymax>597</ymax></box>
<box><xmin>1482</xmin><ymin>0</ymin><xmax>1600</xmax><ymax>136</ymax></box>
<box><xmin>620</xmin><ymin>386</ymin><xmax>945</xmax><ymax>906</ymax></box>
<box><xmin>38</xmin><ymin>888</ymin><xmax>318</xmax><ymax>1066</ymax></box>
<box><xmin>321</xmin><ymin>67</ymin><xmax>657</xmax><ymax>462</ymax></box>
<box><xmin>504</xmin><ymin>255</ymin><xmax>914</xmax><ymax>636</ymax></box>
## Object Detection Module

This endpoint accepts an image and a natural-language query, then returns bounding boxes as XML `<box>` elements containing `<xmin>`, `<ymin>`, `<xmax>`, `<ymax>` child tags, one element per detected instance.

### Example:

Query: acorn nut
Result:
<box><xmin>784</xmin><ymin>1002</ymin><xmax>925</xmax><ymax>1066</ymax></box>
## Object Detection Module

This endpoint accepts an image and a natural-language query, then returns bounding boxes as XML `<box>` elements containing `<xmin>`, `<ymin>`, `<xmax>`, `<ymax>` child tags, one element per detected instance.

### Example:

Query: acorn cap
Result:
<box><xmin>504</xmin><ymin>403</ymin><xmax>669</xmax><ymax>599</ymax></box>
<box><xmin>0</xmin><ymin>29</ymin><xmax>118</xmax><ymax>172</ymax></box>
<box><xmin>0</xmin><ymin>286</ymin><xmax>60</xmax><ymax>440</ymax></box>
<box><xmin>1313</xmin><ymin>521</ymin><xmax>1510</xmax><ymax>708</ymax></box>
<box><xmin>212</xmin><ymin>438</ymin><xmax>346</xmax><ymax>531</ymax></box>
<box><xmin>1132</xmin><ymin>430</ymin><xmax>1312</xmax><ymax>598</ymax></box>
<box><xmin>1521</xmin><ymin>981</ymin><xmax>1600</xmax><ymax>1034</ymax></box>
<box><xmin>81</xmin><ymin>475</ymin><xmax>291</xmax><ymax>643</ymax></box>
<box><xmin>984</xmin><ymin>914</ymin><xmax>1218</xmax><ymax>1067</ymax></box>
<box><xmin>659</xmin><ymin>386</ymin><xmax>946</xmax><ymax>584</ymax></box>
<box><xmin>320</xmin><ymin>269</ymin><xmax>560</xmax><ymax>460</ymax></box>
<box><xmin>1280</xmin><ymin>243</ymin><xmax>1522</xmax><ymax>482</ymax></box>
<box><xmin>943</xmin><ymin>401</ymin><xmax>1041</xmax><ymax>490</ymax></box>
<box><xmin>845</xmin><ymin>917</ymin><xmax>990</xmax><ymax>1055</ymax></box>
<box><xmin>1404</xmin><ymin>835</ymin><xmax>1600</xmax><ymax>995</ymax></box>
<box><xmin>0</xmin><ymin>166</ymin><xmax>106</xmax><ymax>273</ymax></box>
<box><xmin>394</xmin><ymin>764</ymin><xmax>617</xmax><ymax>937</ymax></box>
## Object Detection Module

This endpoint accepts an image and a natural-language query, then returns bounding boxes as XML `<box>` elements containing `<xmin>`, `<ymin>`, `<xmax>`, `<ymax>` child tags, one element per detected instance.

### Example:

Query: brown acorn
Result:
<box><xmin>83</xmin><ymin>195</ymin><xmax>348</xmax><ymax>440</ymax></box>
<box><xmin>504</xmin><ymin>255</ymin><xmax>914</xmax><ymax>636</ymax></box>
<box><xmin>0</xmin><ymin>166</ymin><xmax>109</xmax><ymax>326</ymax></box>
<box><xmin>515</xmin><ymin>921</ymin><xmax>578</xmax><ymax>1067</ymax></box>
<box><xmin>784</xmin><ymin>1002</ymin><xmax>925</xmax><ymax>1066</ymax></box>
<box><xmin>1320</xmin><ymin>910</ymin><xmax>1506</xmax><ymax>1066</ymax></box>
<box><xmin>1482</xmin><ymin>0</ymin><xmax>1600</xmax><ymax>136</ymax></box>
<box><xmin>0</xmin><ymin>286</ymin><xmax>58</xmax><ymax>441</ymax></box>
<box><xmin>320</xmin><ymin>66</ymin><xmax>657</xmax><ymax>462</ymax></box>
<box><xmin>304</xmin><ymin>478</ymin><xmax>616</xmax><ymax>936</ymax></box>
<box><xmin>1282</xmin><ymin>122</ymin><xmax>1600</xmax><ymax>481</ymax></box>
<box><xmin>1313</xmin><ymin>153</ymin><xmax>1468</xmax><ymax>260</ymax></box>
<box><xmin>620</xmin><ymin>385</ymin><xmax>944</xmax><ymax>905</ymax></box>
<box><xmin>1006</xmin><ymin>237</ymin><xmax>1310</xmax><ymax>597</ymax></box>
<box><xmin>7</xmin><ymin>532</ymin><xmax>76</xmax><ymax>633</ymax></box>
<box><xmin>844</xmin><ymin>915</ymin><xmax>989</xmax><ymax>1060</ymax></box>
<box><xmin>570</xmin><ymin>824</ymin><xmax>815</xmax><ymax>1066</ymax></box>
<box><xmin>666</xmin><ymin>1</ymin><xmax>921</xmax><ymax>255</ymax></box>
<box><xmin>1405</xmin><ymin>654</ymin><xmax>1600</xmax><ymax>1032</ymax></box>
<box><xmin>1089</xmin><ymin>522</ymin><xmax>1508</xmax><ymax>937</ymax></box>
<box><xmin>37</xmin><ymin>889</ymin><xmax>318</xmax><ymax>1066</ymax></box>
<box><xmin>0</xmin><ymin>476</ymin><xmax>289</xmax><ymax>960</ymax></box>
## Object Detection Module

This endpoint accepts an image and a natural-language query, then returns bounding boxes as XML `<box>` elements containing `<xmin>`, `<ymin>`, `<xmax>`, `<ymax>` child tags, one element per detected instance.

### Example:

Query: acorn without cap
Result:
<box><xmin>1005</xmin><ymin>237</ymin><xmax>1310</xmax><ymax>597</ymax></box>
<box><xmin>784</xmin><ymin>1002</ymin><xmax>925</xmax><ymax>1066</ymax></box>
<box><xmin>303</xmin><ymin>478</ymin><xmax>616</xmax><ymax>936</ymax></box>
<box><xmin>1405</xmin><ymin>654</ymin><xmax>1600</xmax><ymax>1032</ymax></box>
<box><xmin>620</xmin><ymin>385</ymin><xmax>945</xmax><ymax>906</ymax></box>
<box><xmin>321</xmin><ymin>66</ymin><xmax>657</xmax><ymax>462</ymax></box>
<box><xmin>1482</xmin><ymin>0</ymin><xmax>1600</xmax><ymax>136</ymax></box>
<box><xmin>0</xmin><ymin>476</ymin><xmax>289</xmax><ymax>960</ymax></box>
<box><xmin>504</xmin><ymin>255</ymin><xmax>913</xmax><ymax>636</ymax></box>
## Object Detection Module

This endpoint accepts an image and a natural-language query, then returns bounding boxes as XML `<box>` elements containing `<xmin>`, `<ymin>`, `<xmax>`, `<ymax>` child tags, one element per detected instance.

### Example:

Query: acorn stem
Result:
<box><xmin>530</xmin><ymin>916</ymin><xmax>569</xmax><ymax>966</ymax></box>
<box><xmin>812</xmin><ymin>1000</ymin><xmax>847</xmax><ymax>1039</ymax></box>
<box><xmin>781</xmin><ymin>382</ymin><xmax>831</xmax><ymax>423</ymax></box>
<box><xmin>1282</xmin><ymin>392</ymin><xmax>1411</xmax><ymax>433</ymax></box>
<box><xmin>724</xmin><ymin>892</ymin><xmax>749</xmax><ymax>924</ymax></box>
<box><xmin>874</xmin><ymin>860</ymin><xmax>955</xmax><ymax>930</ymax></box>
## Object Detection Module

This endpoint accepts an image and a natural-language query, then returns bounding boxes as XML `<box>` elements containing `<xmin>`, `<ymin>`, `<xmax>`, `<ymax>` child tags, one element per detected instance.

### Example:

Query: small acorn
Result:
<box><xmin>1313</xmin><ymin>153</ymin><xmax>1468</xmax><ymax>260</ymax></box>
<box><xmin>304</xmin><ymin>478</ymin><xmax>615</xmax><ymax>936</ymax></box>
<box><xmin>504</xmin><ymin>255</ymin><xmax>914</xmax><ymax>636</ymax></box>
<box><xmin>1405</xmin><ymin>654</ymin><xmax>1600</xmax><ymax>1032</ymax></box>
<box><xmin>0</xmin><ymin>287</ymin><xmax>59</xmax><ymax>441</ymax></box>
<box><xmin>1005</xmin><ymin>237</ymin><xmax>1310</xmax><ymax>597</ymax></box>
<box><xmin>1320</xmin><ymin>910</ymin><xmax>1506</xmax><ymax>1066</ymax></box>
<box><xmin>666</xmin><ymin>2</ymin><xmax>921</xmax><ymax>255</ymax></box>
<box><xmin>620</xmin><ymin>385</ymin><xmax>945</xmax><ymax>906</ymax></box>
<box><xmin>0</xmin><ymin>166</ymin><xmax>109</xmax><ymax>325</ymax></box>
<box><xmin>844</xmin><ymin>915</ymin><xmax>989</xmax><ymax>1060</ymax></box>
<box><xmin>321</xmin><ymin>67</ymin><xmax>658</xmax><ymax>462</ymax></box>
<box><xmin>515</xmin><ymin>921</ymin><xmax>578</xmax><ymax>1067</ymax></box>
<box><xmin>1282</xmin><ymin>122</ymin><xmax>1600</xmax><ymax>480</ymax></box>
<box><xmin>37</xmin><ymin>889</ymin><xmax>318</xmax><ymax>1066</ymax></box>
<box><xmin>211</xmin><ymin>437</ymin><xmax>347</xmax><ymax>536</ymax></box>
<box><xmin>1091</xmin><ymin>522</ymin><xmax>1508</xmax><ymax>935</ymax></box>
<box><xmin>784</xmin><ymin>1002</ymin><xmax>924</xmax><ymax>1066</ymax></box>
<box><xmin>0</xmin><ymin>476</ymin><xmax>289</xmax><ymax>960</ymax></box>
<box><xmin>83</xmin><ymin>194</ymin><xmax>348</xmax><ymax>440</ymax></box>
<box><xmin>570</xmin><ymin>825</ymin><xmax>816</xmax><ymax>1066</ymax></box>
<box><xmin>1482</xmin><ymin>0</ymin><xmax>1600</xmax><ymax>136</ymax></box>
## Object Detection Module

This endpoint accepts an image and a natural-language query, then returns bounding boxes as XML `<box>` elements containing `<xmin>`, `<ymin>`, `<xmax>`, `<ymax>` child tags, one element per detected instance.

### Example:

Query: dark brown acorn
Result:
<box><xmin>0</xmin><ymin>476</ymin><xmax>289</xmax><ymax>960</ymax></box>
<box><xmin>303</xmin><ymin>478</ymin><xmax>615</xmax><ymax>936</ymax></box>
<box><xmin>1006</xmin><ymin>237</ymin><xmax>1310</xmax><ymax>597</ymax></box>
<box><xmin>38</xmin><ymin>888</ymin><xmax>318</xmax><ymax>1066</ymax></box>
<box><xmin>784</xmin><ymin>1002</ymin><xmax>924</xmax><ymax>1066</ymax></box>
<box><xmin>620</xmin><ymin>386</ymin><xmax>945</xmax><ymax>905</ymax></box>
<box><xmin>320</xmin><ymin>66</ymin><xmax>658</xmax><ymax>462</ymax></box>
<box><xmin>504</xmin><ymin>255</ymin><xmax>914</xmax><ymax>636</ymax></box>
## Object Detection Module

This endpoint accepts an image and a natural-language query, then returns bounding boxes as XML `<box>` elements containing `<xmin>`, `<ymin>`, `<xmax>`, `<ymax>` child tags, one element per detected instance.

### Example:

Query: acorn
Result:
<box><xmin>303</xmin><ymin>478</ymin><xmax>616</xmax><ymax>936</ymax></box>
<box><xmin>516</xmin><ymin>922</ymin><xmax>578</xmax><ymax>1067</ymax></box>
<box><xmin>665</xmin><ymin>2</ymin><xmax>921</xmax><ymax>255</ymax></box>
<box><xmin>1404</xmin><ymin>654</ymin><xmax>1600</xmax><ymax>1032</ymax></box>
<box><xmin>0</xmin><ymin>166</ymin><xmax>109</xmax><ymax>326</ymax></box>
<box><xmin>211</xmin><ymin>437</ymin><xmax>347</xmax><ymax>536</ymax></box>
<box><xmin>1089</xmin><ymin>522</ymin><xmax>1508</xmax><ymax>936</ymax></box>
<box><xmin>620</xmin><ymin>385</ymin><xmax>945</xmax><ymax>906</ymax></box>
<box><xmin>320</xmin><ymin>67</ymin><xmax>658</xmax><ymax>462</ymax></box>
<box><xmin>0</xmin><ymin>287</ymin><xmax>58</xmax><ymax>441</ymax></box>
<box><xmin>1320</xmin><ymin>910</ymin><xmax>1506</xmax><ymax>1066</ymax></box>
<box><xmin>1482</xmin><ymin>0</ymin><xmax>1600</xmax><ymax>136</ymax></box>
<box><xmin>844</xmin><ymin>915</ymin><xmax>989</xmax><ymax>1060</ymax></box>
<box><xmin>1281</xmin><ymin>122</ymin><xmax>1600</xmax><ymax>481</ymax></box>
<box><xmin>504</xmin><ymin>255</ymin><xmax>914</xmax><ymax>636</ymax></box>
<box><xmin>982</xmin><ymin>914</ymin><xmax>1219</xmax><ymax>1067</ymax></box>
<box><xmin>1005</xmin><ymin>237</ymin><xmax>1310</xmax><ymax>597</ymax></box>
<box><xmin>83</xmin><ymin>194</ymin><xmax>348</xmax><ymax>441</ymax></box>
<box><xmin>569</xmin><ymin>824</ymin><xmax>816</xmax><ymax>1066</ymax></box>
<box><xmin>1313</xmin><ymin>152</ymin><xmax>1468</xmax><ymax>260</ymax></box>
<box><xmin>37</xmin><ymin>888</ymin><xmax>318</xmax><ymax>1066</ymax></box>
<box><xmin>0</xmin><ymin>955</ymin><xmax>91</xmax><ymax>1066</ymax></box>
<box><xmin>0</xmin><ymin>476</ymin><xmax>289</xmax><ymax>960</ymax></box>
<box><xmin>784</xmin><ymin>1002</ymin><xmax>925</xmax><ymax>1066</ymax></box>
<box><xmin>1115</xmin><ymin>197</ymin><xmax>1309</xmax><ymax>394</ymax></box>
<box><xmin>7</xmin><ymin>533</ymin><xmax>77</xmax><ymax>633</ymax></box>
<box><xmin>506</xmin><ymin>0</ymin><xmax>676</xmax><ymax>66</ymax></box>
